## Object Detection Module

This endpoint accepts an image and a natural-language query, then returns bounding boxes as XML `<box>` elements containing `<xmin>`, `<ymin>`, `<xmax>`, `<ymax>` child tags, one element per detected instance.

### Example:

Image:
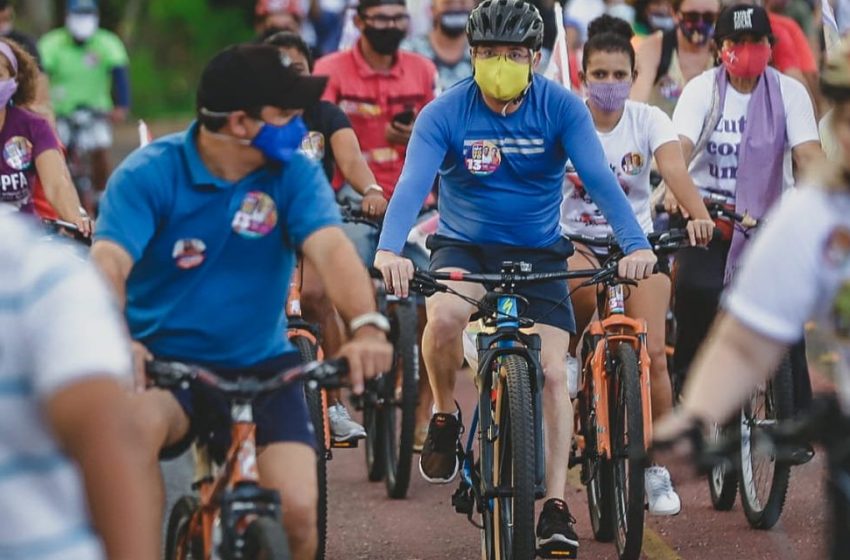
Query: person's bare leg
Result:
<box><xmin>529</xmin><ymin>323</ymin><xmax>573</xmax><ymax>501</ymax></box>
<box><xmin>566</xmin><ymin>246</ymin><xmax>601</xmax><ymax>357</ymax></box>
<box><xmin>258</xmin><ymin>443</ymin><xmax>318</xmax><ymax>560</ymax></box>
<box><xmin>625</xmin><ymin>273</ymin><xmax>673</xmax><ymax>420</ymax></box>
<box><xmin>128</xmin><ymin>390</ymin><xmax>191</xmax><ymax>533</ymax></box>
<box><xmin>422</xmin><ymin>269</ymin><xmax>484</xmax><ymax>413</ymax></box>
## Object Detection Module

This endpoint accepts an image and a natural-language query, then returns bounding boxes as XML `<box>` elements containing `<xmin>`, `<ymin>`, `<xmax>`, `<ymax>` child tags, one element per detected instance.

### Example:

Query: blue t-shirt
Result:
<box><xmin>378</xmin><ymin>75</ymin><xmax>650</xmax><ymax>254</ymax></box>
<box><xmin>96</xmin><ymin>122</ymin><xmax>341</xmax><ymax>368</ymax></box>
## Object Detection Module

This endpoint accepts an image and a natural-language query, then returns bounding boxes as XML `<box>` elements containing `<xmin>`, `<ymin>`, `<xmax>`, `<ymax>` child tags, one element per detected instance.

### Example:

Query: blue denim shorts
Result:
<box><xmin>428</xmin><ymin>235</ymin><xmax>577</xmax><ymax>333</ymax></box>
<box><xmin>160</xmin><ymin>352</ymin><xmax>314</xmax><ymax>462</ymax></box>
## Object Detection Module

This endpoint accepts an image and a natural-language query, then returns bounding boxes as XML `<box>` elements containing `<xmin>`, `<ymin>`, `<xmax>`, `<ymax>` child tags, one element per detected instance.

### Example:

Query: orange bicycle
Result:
<box><xmin>152</xmin><ymin>358</ymin><xmax>348</xmax><ymax>560</ymax></box>
<box><xmin>569</xmin><ymin>230</ymin><xmax>690</xmax><ymax>560</ymax></box>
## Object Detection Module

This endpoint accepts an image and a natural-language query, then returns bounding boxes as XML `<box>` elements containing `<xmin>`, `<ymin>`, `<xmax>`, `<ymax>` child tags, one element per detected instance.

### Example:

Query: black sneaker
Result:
<box><xmin>536</xmin><ymin>498</ymin><xmax>579</xmax><ymax>559</ymax></box>
<box><xmin>419</xmin><ymin>410</ymin><xmax>463</xmax><ymax>484</ymax></box>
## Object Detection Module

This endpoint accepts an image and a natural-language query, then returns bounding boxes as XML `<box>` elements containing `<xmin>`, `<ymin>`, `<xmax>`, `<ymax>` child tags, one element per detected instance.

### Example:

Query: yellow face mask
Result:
<box><xmin>473</xmin><ymin>56</ymin><xmax>531</xmax><ymax>102</ymax></box>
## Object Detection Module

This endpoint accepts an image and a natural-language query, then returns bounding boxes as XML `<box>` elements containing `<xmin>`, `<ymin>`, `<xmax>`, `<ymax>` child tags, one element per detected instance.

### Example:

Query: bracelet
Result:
<box><xmin>364</xmin><ymin>184</ymin><xmax>384</xmax><ymax>196</ymax></box>
<box><xmin>349</xmin><ymin>312</ymin><xmax>391</xmax><ymax>334</ymax></box>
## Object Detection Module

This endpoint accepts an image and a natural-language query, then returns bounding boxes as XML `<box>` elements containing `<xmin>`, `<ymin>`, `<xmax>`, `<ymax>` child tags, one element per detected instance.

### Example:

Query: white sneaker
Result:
<box><xmin>645</xmin><ymin>466</ymin><xmax>682</xmax><ymax>516</ymax></box>
<box><xmin>566</xmin><ymin>355</ymin><xmax>579</xmax><ymax>398</ymax></box>
<box><xmin>328</xmin><ymin>403</ymin><xmax>367</xmax><ymax>442</ymax></box>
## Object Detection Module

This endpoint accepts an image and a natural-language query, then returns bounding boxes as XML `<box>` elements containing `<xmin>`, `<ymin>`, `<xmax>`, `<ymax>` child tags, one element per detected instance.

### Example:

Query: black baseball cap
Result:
<box><xmin>197</xmin><ymin>44</ymin><xmax>327</xmax><ymax>114</ymax></box>
<box><xmin>714</xmin><ymin>4</ymin><xmax>773</xmax><ymax>44</ymax></box>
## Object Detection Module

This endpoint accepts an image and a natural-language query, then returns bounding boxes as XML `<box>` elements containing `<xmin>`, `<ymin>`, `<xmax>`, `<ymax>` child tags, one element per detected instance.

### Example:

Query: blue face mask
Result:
<box><xmin>251</xmin><ymin>116</ymin><xmax>307</xmax><ymax>163</ymax></box>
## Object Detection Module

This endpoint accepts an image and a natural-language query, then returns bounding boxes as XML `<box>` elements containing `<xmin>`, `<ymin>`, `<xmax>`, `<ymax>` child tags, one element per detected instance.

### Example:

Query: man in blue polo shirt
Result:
<box><xmin>91</xmin><ymin>44</ymin><xmax>392</xmax><ymax>560</ymax></box>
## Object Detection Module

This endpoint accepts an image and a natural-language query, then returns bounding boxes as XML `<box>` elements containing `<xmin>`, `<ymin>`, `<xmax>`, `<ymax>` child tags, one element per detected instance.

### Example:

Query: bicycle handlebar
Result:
<box><xmin>145</xmin><ymin>358</ymin><xmax>349</xmax><ymax>398</ymax></box>
<box><xmin>566</xmin><ymin>228</ymin><xmax>692</xmax><ymax>255</ymax></box>
<box><xmin>42</xmin><ymin>219</ymin><xmax>92</xmax><ymax>247</ymax></box>
<box><xmin>339</xmin><ymin>202</ymin><xmax>382</xmax><ymax>229</ymax></box>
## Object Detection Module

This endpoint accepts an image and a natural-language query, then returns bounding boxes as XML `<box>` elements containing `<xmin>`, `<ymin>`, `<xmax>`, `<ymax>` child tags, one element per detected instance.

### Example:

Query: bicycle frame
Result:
<box><xmin>460</xmin><ymin>293</ymin><xmax>547</xmax><ymax>505</ymax></box>
<box><xmin>184</xmin><ymin>402</ymin><xmax>282</xmax><ymax>558</ymax></box>
<box><xmin>580</xmin><ymin>282</ymin><xmax>653</xmax><ymax>460</ymax></box>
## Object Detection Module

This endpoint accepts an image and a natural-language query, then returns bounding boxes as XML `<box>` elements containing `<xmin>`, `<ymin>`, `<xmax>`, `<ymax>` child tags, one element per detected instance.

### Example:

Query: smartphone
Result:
<box><xmin>392</xmin><ymin>109</ymin><xmax>415</xmax><ymax>126</ymax></box>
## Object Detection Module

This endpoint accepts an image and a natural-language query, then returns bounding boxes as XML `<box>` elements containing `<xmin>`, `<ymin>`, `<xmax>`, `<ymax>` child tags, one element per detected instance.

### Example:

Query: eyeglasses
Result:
<box><xmin>474</xmin><ymin>46</ymin><xmax>532</xmax><ymax>64</ymax></box>
<box><xmin>361</xmin><ymin>13</ymin><xmax>410</xmax><ymax>28</ymax></box>
<box><xmin>679</xmin><ymin>11</ymin><xmax>718</xmax><ymax>24</ymax></box>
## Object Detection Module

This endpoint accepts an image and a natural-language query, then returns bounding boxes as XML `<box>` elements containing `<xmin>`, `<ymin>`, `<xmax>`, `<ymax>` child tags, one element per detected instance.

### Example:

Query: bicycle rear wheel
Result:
<box><xmin>739</xmin><ymin>354</ymin><xmax>794</xmax><ymax>529</ymax></box>
<box><xmin>482</xmin><ymin>355</ymin><xmax>536</xmax><ymax>560</ymax></box>
<box><xmin>165</xmin><ymin>495</ymin><xmax>201</xmax><ymax>560</ymax></box>
<box><xmin>381</xmin><ymin>300</ymin><xmax>419</xmax><ymax>499</ymax></box>
<box><xmin>609</xmin><ymin>344</ymin><xmax>645</xmax><ymax>560</ymax></box>
<box><xmin>293</xmin><ymin>335</ymin><xmax>329</xmax><ymax>560</ymax></box>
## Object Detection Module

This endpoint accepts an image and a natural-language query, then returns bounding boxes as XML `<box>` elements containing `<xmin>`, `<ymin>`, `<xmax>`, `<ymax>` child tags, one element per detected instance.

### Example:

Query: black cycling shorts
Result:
<box><xmin>427</xmin><ymin>234</ymin><xmax>577</xmax><ymax>333</ymax></box>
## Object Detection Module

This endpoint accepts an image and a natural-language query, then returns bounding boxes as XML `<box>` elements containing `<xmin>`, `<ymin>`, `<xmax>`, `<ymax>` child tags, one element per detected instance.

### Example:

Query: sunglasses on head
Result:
<box><xmin>679</xmin><ymin>11</ymin><xmax>717</xmax><ymax>24</ymax></box>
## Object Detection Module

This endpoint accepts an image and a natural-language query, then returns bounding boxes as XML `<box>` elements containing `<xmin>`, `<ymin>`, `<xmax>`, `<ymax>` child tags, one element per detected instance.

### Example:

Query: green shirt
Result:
<box><xmin>38</xmin><ymin>28</ymin><xmax>129</xmax><ymax>116</ymax></box>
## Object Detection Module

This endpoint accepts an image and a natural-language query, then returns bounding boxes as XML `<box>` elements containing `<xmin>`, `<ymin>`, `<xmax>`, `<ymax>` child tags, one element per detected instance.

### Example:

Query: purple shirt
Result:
<box><xmin>0</xmin><ymin>106</ymin><xmax>60</xmax><ymax>213</ymax></box>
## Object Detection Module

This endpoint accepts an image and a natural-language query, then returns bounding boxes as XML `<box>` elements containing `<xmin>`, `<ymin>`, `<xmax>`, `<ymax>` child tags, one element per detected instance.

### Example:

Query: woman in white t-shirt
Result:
<box><xmin>665</xmin><ymin>4</ymin><xmax>822</xmax><ymax>392</ymax></box>
<box><xmin>561</xmin><ymin>14</ymin><xmax>714</xmax><ymax>516</ymax></box>
<box><xmin>654</xmin><ymin>35</ymin><xmax>850</xmax><ymax>480</ymax></box>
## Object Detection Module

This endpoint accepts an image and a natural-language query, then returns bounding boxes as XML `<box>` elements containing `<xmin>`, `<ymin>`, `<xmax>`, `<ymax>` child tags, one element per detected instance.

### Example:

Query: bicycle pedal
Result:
<box><xmin>451</xmin><ymin>484</ymin><xmax>474</xmax><ymax>516</ymax></box>
<box><xmin>331</xmin><ymin>439</ymin><xmax>360</xmax><ymax>449</ymax></box>
<box><xmin>537</xmin><ymin>541</ymin><xmax>578</xmax><ymax>559</ymax></box>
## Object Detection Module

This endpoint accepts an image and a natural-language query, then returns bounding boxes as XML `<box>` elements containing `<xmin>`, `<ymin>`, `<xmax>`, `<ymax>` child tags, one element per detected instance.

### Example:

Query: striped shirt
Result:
<box><xmin>0</xmin><ymin>214</ymin><xmax>132</xmax><ymax>560</ymax></box>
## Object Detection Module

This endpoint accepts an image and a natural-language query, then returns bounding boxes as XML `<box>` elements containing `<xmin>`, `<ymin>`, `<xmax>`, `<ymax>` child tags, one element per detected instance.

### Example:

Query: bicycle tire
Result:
<box><xmin>739</xmin><ymin>354</ymin><xmax>794</xmax><ymax>530</ymax></box>
<box><xmin>165</xmin><ymin>495</ymin><xmax>200</xmax><ymax>560</ymax></box>
<box><xmin>292</xmin><ymin>335</ymin><xmax>329</xmax><ymax>560</ymax></box>
<box><xmin>364</xmin><ymin>394</ymin><xmax>386</xmax><ymax>482</ymax></box>
<box><xmin>579</xmin><ymin>347</ymin><xmax>614</xmax><ymax>543</ymax></box>
<box><xmin>381</xmin><ymin>300</ymin><xmax>418</xmax><ymax>499</ymax></box>
<box><xmin>483</xmin><ymin>355</ymin><xmax>536</xmax><ymax>560</ymax></box>
<box><xmin>242</xmin><ymin>517</ymin><xmax>291</xmax><ymax>560</ymax></box>
<box><xmin>707</xmin><ymin>420</ymin><xmax>738</xmax><ymax>511</ymax></box>
<box><xmin>609</xmin><ymin>344</ymin><xmax>645</xmax><ymax>560</ymax></box>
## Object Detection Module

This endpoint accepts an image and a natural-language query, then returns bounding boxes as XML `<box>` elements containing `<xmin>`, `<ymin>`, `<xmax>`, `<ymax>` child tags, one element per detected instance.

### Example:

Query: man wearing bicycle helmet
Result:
<box><xmin>654</xmin><ymin>36</ymin><xmax>850</xmax><ymax>472</ymax></box>
<box><xmin>375</xmin><ymin>0</ymin><xmax>656</xmax><ymax>554</ymax></box>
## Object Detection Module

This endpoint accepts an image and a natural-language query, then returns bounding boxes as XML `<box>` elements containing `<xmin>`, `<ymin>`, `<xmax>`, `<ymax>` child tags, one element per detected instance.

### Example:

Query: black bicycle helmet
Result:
<box><xmin>467</xmin><ymin>0</ymin><xmax>544</xmax><ymax>51</ymax></box>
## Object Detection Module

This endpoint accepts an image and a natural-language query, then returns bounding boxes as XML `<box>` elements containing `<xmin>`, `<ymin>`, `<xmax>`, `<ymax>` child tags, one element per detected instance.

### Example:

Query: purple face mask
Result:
<box><xmin>587</xmin><ymin>81</ymin><xmax>631</xmax><ymax>113</ymax></box>
<box><xmin>0</xmin><ymin>79</ymin><xmax>18</xmax><ymax>107</ymax></box>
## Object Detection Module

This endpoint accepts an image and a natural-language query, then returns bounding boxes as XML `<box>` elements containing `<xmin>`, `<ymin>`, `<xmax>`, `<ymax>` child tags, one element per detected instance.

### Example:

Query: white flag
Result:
<box><xmin>543</xmin><ymin>2</ymin><xmax>571</xmax><ymax>91</ymax></box>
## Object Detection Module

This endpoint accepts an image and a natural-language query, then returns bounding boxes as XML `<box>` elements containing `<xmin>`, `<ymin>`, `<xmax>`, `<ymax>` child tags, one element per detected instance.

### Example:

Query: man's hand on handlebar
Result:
<box><xmin>618</xmin><ymin>249</ymin><xmax>657</xmax><ymax>280</ymax></box>
<box><xmin>374</xmin><ymin>249</ymin><xmax>415</xmax><ymax>298</ymax></box>
<box><xmin>337</xmin><ymin>326</ymin><xmax>393</xmax><ymax>394</ymax></box>
<box><xmin>361</xmin><ymin>190</ymin><xmax>388</xmax><ymax>220</ymax></box>
<box><xmin>687</xmin><ymin>219</ymin><xmax>714</xmax><ymax>247</ymax></box>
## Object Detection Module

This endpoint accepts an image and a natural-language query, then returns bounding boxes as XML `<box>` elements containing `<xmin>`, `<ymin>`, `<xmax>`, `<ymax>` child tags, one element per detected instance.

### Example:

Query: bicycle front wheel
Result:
<box><xmin>164</xmin><ymin>495</ymin><xmax>201</xmax><ymax>560</ymax></box>
<box><xmin>609</xmin><ymin>344</ymin><xmax>645</xmax><ymax>560</ymax></box>
<box><xmin>482</xmin><ymin>355</ymin><xmax>536</xmax><ymax>560</ymax></box>
<box><xmin>242</xmin><ymin>517</ymin><xmax>291</xmax><ymax>560</ymax></box>
<box><xmin>739</xmin><ymin>354</ymin><xmax>794</xmax><ymax>529</ymax></box>
<box><xmin>381</xmin><ymin>299</ymin><xmax>419</xmax><ymax>499</ymax></box>
<box><xmin>293</xmin><ymin>335</ymin><xmax>329</xmax><ymax>560</ymax></box>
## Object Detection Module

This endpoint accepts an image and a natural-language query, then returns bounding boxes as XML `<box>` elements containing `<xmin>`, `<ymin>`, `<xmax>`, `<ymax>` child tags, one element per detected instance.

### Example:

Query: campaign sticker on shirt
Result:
<box><xmin>300</xmin><ymin>131</ymin><xmax>325</xmax><ymax>161</ymax></box>
<box><xmin>172</xmin><ymin>238</ymin><xmax>207</xmax><ymax>270</ymax></box>
<box><xmin>464</xmin><ymin>140</ymin><xmax>501</xmax><ymax>176</ymax></box>
<box><xmin>232</xmin><ymin>191</ymin><xmax>278</xmax><ymax>239</ymax></box>
<box><xmin>84</xmin><ymin>51</ymin><xmax>101</xmax><ymax>68</ymax></box>
<box><xmin>824</xmin><ymin>227</ymin><xmax>850</xmax><ymax>267</ymax></box>
<box><xmin>620</xmin><ymin>152</ymin><xmax>644</xmax><ymax>176</ymax></box>
<box><xmin>3</xmin><ymin>136</ymin><xmax>33</xmax><ymax>171</ymax></box>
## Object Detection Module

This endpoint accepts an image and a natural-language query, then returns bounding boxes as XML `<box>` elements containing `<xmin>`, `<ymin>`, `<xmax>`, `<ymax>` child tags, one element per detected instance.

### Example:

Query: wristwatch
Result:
<box><xmin>349</xmin><ymin>312</ymin><xmax>391</xmax><ymax>334</ymax></box>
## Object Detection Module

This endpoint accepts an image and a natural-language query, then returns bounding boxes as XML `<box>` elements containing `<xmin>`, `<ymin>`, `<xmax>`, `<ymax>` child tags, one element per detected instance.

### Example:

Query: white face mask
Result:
<box><xmin>66</xmin><ymin>14</ymin><xmax>99</xmax><ymax>41</ymax></box>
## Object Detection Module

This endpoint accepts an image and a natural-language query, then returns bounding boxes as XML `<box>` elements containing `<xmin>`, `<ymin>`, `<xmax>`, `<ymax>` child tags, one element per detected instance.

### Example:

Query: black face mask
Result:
<box><xmin>438</xmin><ymin>10</ymin><xmax>469</xmax><ymax>38</ymax></box>
<box><xmin>363</xmin><ymin>26</ymin><xmax>406</xmax><ymax>55</ymax></box>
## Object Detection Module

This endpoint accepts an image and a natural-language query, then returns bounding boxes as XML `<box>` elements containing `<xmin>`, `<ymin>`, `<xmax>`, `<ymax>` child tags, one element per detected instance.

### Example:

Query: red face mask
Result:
<box><xmin>721</xmin><ymin>43</ymin><xmax>772</xmax><ymax>79</ymax></box>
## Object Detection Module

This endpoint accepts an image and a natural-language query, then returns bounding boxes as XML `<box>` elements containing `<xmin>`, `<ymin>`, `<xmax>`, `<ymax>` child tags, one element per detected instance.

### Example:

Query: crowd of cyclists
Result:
<box><xmin>1</xmin><ymin>0</ymin><xmax>849</xmax><ymax>557</ymax></box>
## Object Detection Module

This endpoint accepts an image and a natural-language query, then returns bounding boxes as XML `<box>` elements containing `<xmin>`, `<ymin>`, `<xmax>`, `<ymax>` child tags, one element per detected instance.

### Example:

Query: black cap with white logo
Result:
<box><xmin>714</xmin><ymin>4</ymin><xmax>773</xmax><ymax>44</ymax></box>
